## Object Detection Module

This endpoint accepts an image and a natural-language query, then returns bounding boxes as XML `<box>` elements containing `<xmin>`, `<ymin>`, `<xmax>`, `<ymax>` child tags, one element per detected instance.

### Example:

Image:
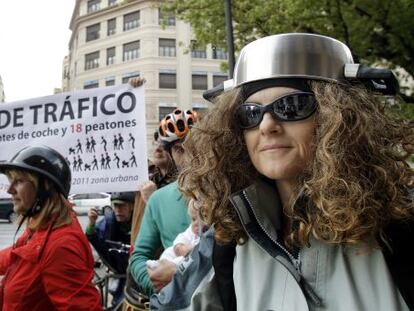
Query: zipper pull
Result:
<box><xmin>292</xmin><ymin>257</ymin><xmax>301</xmax><ymax>271</ymax></box>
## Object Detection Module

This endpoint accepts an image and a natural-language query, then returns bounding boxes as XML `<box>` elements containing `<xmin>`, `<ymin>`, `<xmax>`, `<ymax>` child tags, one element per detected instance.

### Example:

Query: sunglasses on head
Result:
<box><xmin>236</xmin><ymin>92</ymin><xmax>317</xmax><ymax>129</ymax></box>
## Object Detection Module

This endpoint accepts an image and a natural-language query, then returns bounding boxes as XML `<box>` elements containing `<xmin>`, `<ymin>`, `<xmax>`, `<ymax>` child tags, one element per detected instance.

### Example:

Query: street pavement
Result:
<box><xmin>0</xmin><ymin>215</ymin><xmax>94</xmax><ymax>250</ymax></box>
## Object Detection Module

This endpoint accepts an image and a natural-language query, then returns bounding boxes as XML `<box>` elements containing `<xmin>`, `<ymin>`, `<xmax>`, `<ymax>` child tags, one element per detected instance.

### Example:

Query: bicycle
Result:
<box><xmin>93</xmin><ymin>240</ymin><xmax>130</xmax><ymax>311</ymax></box>
<box><xmin>121</xmin><ymin>268</ymin><xmax>150</xmax><ymax>311</ymax></box>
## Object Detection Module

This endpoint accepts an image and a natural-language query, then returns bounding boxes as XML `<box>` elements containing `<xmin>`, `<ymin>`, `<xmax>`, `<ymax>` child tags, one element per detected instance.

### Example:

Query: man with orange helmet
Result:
<box><xmin>129</xmin><ymin>108</ymin><xmax>198</xmax><ymax>296</ymax></box>
<box><xmin>157</xmin><ymin>109</ymin><xmax>198</xmax><ymax>171</ymax></box>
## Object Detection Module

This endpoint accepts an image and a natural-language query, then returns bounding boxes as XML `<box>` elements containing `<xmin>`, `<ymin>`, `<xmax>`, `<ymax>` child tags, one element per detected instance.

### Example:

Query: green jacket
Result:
<box><xmin>129</xmin><ymin>181</ymin><xmax>190</xmax><ymax>296</ymax></box>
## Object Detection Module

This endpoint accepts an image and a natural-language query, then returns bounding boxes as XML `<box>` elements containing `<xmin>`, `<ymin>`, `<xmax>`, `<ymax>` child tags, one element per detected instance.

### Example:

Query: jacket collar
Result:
<box><xmin>229</xmin><ymin>177</ymin><xmax>284</xmax><ymax>242</ymax></box>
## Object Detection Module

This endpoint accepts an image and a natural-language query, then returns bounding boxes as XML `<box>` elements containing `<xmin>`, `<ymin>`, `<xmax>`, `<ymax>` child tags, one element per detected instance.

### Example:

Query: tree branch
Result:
<box><xmin>335</xmin><ymin>0</ymin><xmax>351</xmax><ymax>47</ymax></box>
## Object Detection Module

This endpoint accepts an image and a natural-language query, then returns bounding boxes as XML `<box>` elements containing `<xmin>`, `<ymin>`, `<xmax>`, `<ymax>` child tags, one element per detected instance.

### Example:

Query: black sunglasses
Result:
<box><xmin>236</xmin><ymin>92</ymin><xmax>317</xmax><ymax>129</ymax></box>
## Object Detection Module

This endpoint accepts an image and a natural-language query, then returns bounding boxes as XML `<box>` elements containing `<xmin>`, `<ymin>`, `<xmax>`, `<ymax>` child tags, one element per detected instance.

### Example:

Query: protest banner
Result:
<box><xmin>0</xmin><ymin>84</ymin><xmax>148</xmax><ymax>197</ymax></box>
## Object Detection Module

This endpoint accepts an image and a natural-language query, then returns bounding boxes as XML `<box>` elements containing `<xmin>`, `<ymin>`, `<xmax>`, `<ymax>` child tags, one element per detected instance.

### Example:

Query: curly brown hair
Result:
<box><xmin>178</xmin><ymin>81</ymin><xmax>414</xmax><ymax>246</ymax></box>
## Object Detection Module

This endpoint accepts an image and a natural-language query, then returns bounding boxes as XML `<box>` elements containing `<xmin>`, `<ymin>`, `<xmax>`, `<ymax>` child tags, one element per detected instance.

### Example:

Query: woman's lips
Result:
<box><xmin>260</xmin><ymin>144</ymin><xmax>292</xmax><ymax>151</ymax></box>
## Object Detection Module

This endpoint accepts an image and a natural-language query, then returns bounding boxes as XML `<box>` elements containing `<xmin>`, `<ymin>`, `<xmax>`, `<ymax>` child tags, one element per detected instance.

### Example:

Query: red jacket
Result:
<box><xmin>0</xmin><ymin>214</ymin><xmax>103</xmax><ymax>311</ymax></box>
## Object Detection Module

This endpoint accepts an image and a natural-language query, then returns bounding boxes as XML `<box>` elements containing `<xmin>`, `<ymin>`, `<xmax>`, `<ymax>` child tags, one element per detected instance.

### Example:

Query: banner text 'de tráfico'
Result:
<box><xmin>0</xmin><ymin>84</ymin><xmax>148</xmax><ymax>197</ymax></box>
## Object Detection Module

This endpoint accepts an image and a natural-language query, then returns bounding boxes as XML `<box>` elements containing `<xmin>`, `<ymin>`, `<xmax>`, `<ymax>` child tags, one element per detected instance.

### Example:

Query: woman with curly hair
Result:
<box><xmin>177</xmin><ymin>33</ymin><xmax>414</xmax><ymax>310</ymax></box>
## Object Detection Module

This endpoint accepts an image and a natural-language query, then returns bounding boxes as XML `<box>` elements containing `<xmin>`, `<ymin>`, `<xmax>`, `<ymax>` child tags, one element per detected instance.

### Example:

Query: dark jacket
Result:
<box><xmin>380</xmin><ymin>220</ymin><xmax>414</xmax><ymax>310</ymax></box>
<box><xmin>87</xmin><ymin>211</ymin><xmax>130</xmax><ymax>274</ymax></box>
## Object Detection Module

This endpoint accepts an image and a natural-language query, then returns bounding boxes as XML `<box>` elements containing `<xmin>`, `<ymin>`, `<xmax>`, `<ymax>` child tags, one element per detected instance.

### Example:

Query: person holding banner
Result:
<box><xmin>130</xmin><ymin>130</ymin><xmax>176</xmax><ymax>244</ymax></box>
<box><xmin>129</xmin><ymin>109</ymin><xmax>198</xmax><ymax>296</ymax></box>
<box><xmin>124</xmin><ymin>130</ymin><xmax>176</xmax><ymax>311</ymax></box>
<box><xmin>0</xmin><ymin>145</ymin><xmax>102</xmax><ymax>311</ymax></box>
<box><xmin>148</xmin><ymin>131</ymin><xmax>176</xmax><ymax>191</ymax></box>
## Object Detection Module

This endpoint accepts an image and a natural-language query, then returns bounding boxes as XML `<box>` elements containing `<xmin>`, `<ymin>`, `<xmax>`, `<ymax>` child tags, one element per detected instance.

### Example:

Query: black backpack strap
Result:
<box><xmin>381</xmin><ymin>220</ymin><xmax>414</xmax><ymax>310</ymax></box>
<box><xmin>212</xmin><ymin>241</ymin><xmax>237</xmax><ymax>311</ymax></box>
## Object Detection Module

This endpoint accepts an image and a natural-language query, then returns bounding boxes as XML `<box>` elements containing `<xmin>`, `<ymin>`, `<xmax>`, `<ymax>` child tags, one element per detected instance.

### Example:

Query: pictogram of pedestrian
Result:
<box><xmin>76</xmin><ymin>139</ymin><xmax>83</xmax><ymax>154</ymax></box>
<box><xmin>118</xmin><ymin>133</ymin><xmax>124</xmax><ymax>150</ymax></box>
<box><xmin>86</xmin><ymin>138</ymin><xmax>91</xmax><ymax>153</ymax></box>
<box><xmin>129</xmin><ymin>151</ymin><xmax>137</xmax><ymax>167</ymax></box>
<box><xmin>73</xmin><ymin>156</ymin><xmax>78</xmax><ymax>172</ymax></box>
<box><xmin>77</xmin><ymin>155</ymin><xmax>83</xmax><ymax>171</ymax></box>
<box><xmin>114</xmin><ymin>152</ymin><xmax>120</xmax><ymax>169</ymax></box>
<box><xmin>128</xmin><ymin>133</ymin><xmax>135</xmax><ymax>149</ymax></box>
<box><xmin>105</xmin><ymin>152</ymin><xmax>111</xmax><ymax>169</ymax></box>
<box><xmin>100</xmin><ymin>154</ymin><xmax>106</xmax><ymax>169</ymax></box>
<box><xmin>113</xmin><ymin>134</ymin><xmax>119</xmax><ymax>150</ymax></box>
<box><xmin>92</xmin><ymin>155</ymin><xmax>98</xmax><ymax>170</ymax></box>
<box><xmin>101</xmin><ymin>136</ymin><xmax>107</xmax><ymax>152</ymax></box>
<box><xmin>90</xmin><ymin>136</ymin><xmax>97</xmax><ymax>153</ymax></box>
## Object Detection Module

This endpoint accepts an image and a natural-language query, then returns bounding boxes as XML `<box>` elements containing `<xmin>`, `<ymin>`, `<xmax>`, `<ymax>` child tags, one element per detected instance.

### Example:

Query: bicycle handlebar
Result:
<box><xmin>105</xmin><ymin>239</ymin><xmax>131</xmax><ymax>249</ymax></box>
<box><xmin>105</xmin><ymin>239</ymin><xmax>131</xmax><ymax>254</ymax></box>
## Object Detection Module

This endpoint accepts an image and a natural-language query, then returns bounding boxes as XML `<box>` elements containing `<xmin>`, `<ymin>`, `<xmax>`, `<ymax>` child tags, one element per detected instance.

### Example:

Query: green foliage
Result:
<box><xmin>388</xmin><ymin>101</ymin><xmax>414</xmax><ymax>120</ymax></box>
<box><xmin>408</xmin><ymin>154</ymin><xmax>414</xmax><ymax>166</ymax></box>
<box><xmin>162</xmin><ymin>0</ymin><xmax>414</xmax><ymax>84</ymax></box>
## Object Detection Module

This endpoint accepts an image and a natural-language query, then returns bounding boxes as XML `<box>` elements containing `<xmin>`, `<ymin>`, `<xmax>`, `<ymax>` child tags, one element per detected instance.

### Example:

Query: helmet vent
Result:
<box><xmin>176</xmin><ymin>120</ymin><xmax>185</xmax><ymax>132</ymax></box>
<box><xmin>167</xmin><ymin>122</ymin><xmax>176</xmax><ymax>133</ymax></box>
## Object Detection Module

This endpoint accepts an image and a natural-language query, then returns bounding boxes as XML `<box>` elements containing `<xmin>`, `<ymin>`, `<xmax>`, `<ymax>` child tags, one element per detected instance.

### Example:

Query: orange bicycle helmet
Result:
<box><xmin>158</xmin><ymin>109</ymin><xmax>198</xmax><ymax>143</ymax></box>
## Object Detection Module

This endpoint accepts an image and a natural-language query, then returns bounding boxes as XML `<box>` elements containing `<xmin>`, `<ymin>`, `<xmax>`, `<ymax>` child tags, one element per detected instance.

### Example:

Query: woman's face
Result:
<box><xmin>243</xmin><ymin>87</ymin><xmax>316</xmax><ymax>183</ymax></box>
<box><xmin>7</xmin><ymin>171</ymin><xmax>37</xmax><ymax>215</ymax></box>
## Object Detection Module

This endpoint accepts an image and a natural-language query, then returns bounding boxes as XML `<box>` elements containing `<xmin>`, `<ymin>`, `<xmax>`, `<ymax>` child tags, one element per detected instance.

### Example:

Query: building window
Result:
<box><xmin>84</xmin><ymin>80</ymin><xmax>99</xmax><ymax>89</ymax></box>
<box><xmin>191</xmin><ymin>41</ymin><xmax>207</xmax><ymax>59</ymax></box>
<box><xmin>212</xmin><ymin>47</ymin><xmax>227</xmax><ymax>60</ymax></box>
<box><xmin>86</xmin><ymin>23</ymin><xmax>100</xmax><ymax>42</ymax></box>
<box><xmin>159</xmin><ymin>39</ymin><xmax>176</xmax><ymax>57</ymax></box>
<box><xmin>192</xmin><ymin>73</ymin><xmax>208</xmax><ymax>90</ymax></box>
<box><xmin>107</xmin><ymin>18</ymin><xmax>116</xmax><ymax>36</ymax></box>
<box><xmin>122</xmin><ymin>72</ymin><xmax>140</xmax><ymax>84</ymax></box>
<box><xmin>85</xmin><ymin>51</ymin><xmax>100</xmax><ymax>70</ymax></box>
<box><xmin>105</xmin><ymin>77</ymin><xmax>115</xmax><ymax>86</ymax></box>
<box><xmin>87</xmin><ymin>0</ymin><xmax>101</xmax><ymax>13</ymax></box>
<box><xmin>158</xmin><ymin>8</ymin><xmax>175</xmax><ymax>26</ymax></box>
<box><xmin>106</xmin><ymin>47</ymin><xmax>115</xmax><ymax>65</ymax></box>
<box><xmin>124</xmin><ymin>11</ymin><xmax>140</xmax><ymax>31</ymax></box>
<box><xmin>108</xmin><ymin>0</ymin><xmax>117</xmax><ymax>6</ymax></box>
<box><xmin>159</xmin><ymin>71</ymin><xmax>176</xmax><ymax>89</ymax></box>
<box><xmin>159</xmin><ymin>106</ymin><xmax>176</xmax><ymax>120</ymax></box>
<box><xmin>123</xmin><ymin>41</ymin><xmax>140</xmax><ymax>61</ymax></box>
<box><xmin>213</xmin><ymin>74</ymin><xmax>228</xmax><ymax>87</ymax></box>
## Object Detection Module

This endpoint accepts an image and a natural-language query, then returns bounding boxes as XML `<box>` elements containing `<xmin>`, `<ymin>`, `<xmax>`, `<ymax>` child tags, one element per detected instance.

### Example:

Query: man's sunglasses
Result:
<box><xmin>236</xmin><ymin>92</ymin><xmax>317</xmax><ymax>129</ymax></box>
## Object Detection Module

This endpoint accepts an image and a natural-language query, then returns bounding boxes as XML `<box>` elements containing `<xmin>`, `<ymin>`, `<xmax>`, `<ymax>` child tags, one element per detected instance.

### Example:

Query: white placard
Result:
<box><xmin>0</xmin><ymin>84</ymin><xmax>148</xmax><ymax>197</ymax></box>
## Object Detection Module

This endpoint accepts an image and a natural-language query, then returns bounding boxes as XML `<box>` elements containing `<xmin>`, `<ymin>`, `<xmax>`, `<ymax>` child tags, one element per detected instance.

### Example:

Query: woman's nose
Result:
<box><xmin>259</xmin><ymin>112</ymin><xmax>282</xmax><ymax>134</ymax></box>
<box><xmin>7</xmin><ymin>183</ymin><xmax>15</xmax><ymax>195</ymax></box>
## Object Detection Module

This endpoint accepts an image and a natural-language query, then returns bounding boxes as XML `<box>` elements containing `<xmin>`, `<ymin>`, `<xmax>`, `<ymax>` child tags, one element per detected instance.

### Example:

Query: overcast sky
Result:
<box><xmin>0</xmin><ymin>1</ymin><xmax>76</xmax><ymax>103</ymax></box>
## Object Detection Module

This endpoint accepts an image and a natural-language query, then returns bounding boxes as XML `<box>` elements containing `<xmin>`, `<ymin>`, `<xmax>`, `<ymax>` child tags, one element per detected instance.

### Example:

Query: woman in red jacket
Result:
<box><xmin>0</xmin><ymin>145</ymin><xmax>102</xmax><ymax>311</ymax></box>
